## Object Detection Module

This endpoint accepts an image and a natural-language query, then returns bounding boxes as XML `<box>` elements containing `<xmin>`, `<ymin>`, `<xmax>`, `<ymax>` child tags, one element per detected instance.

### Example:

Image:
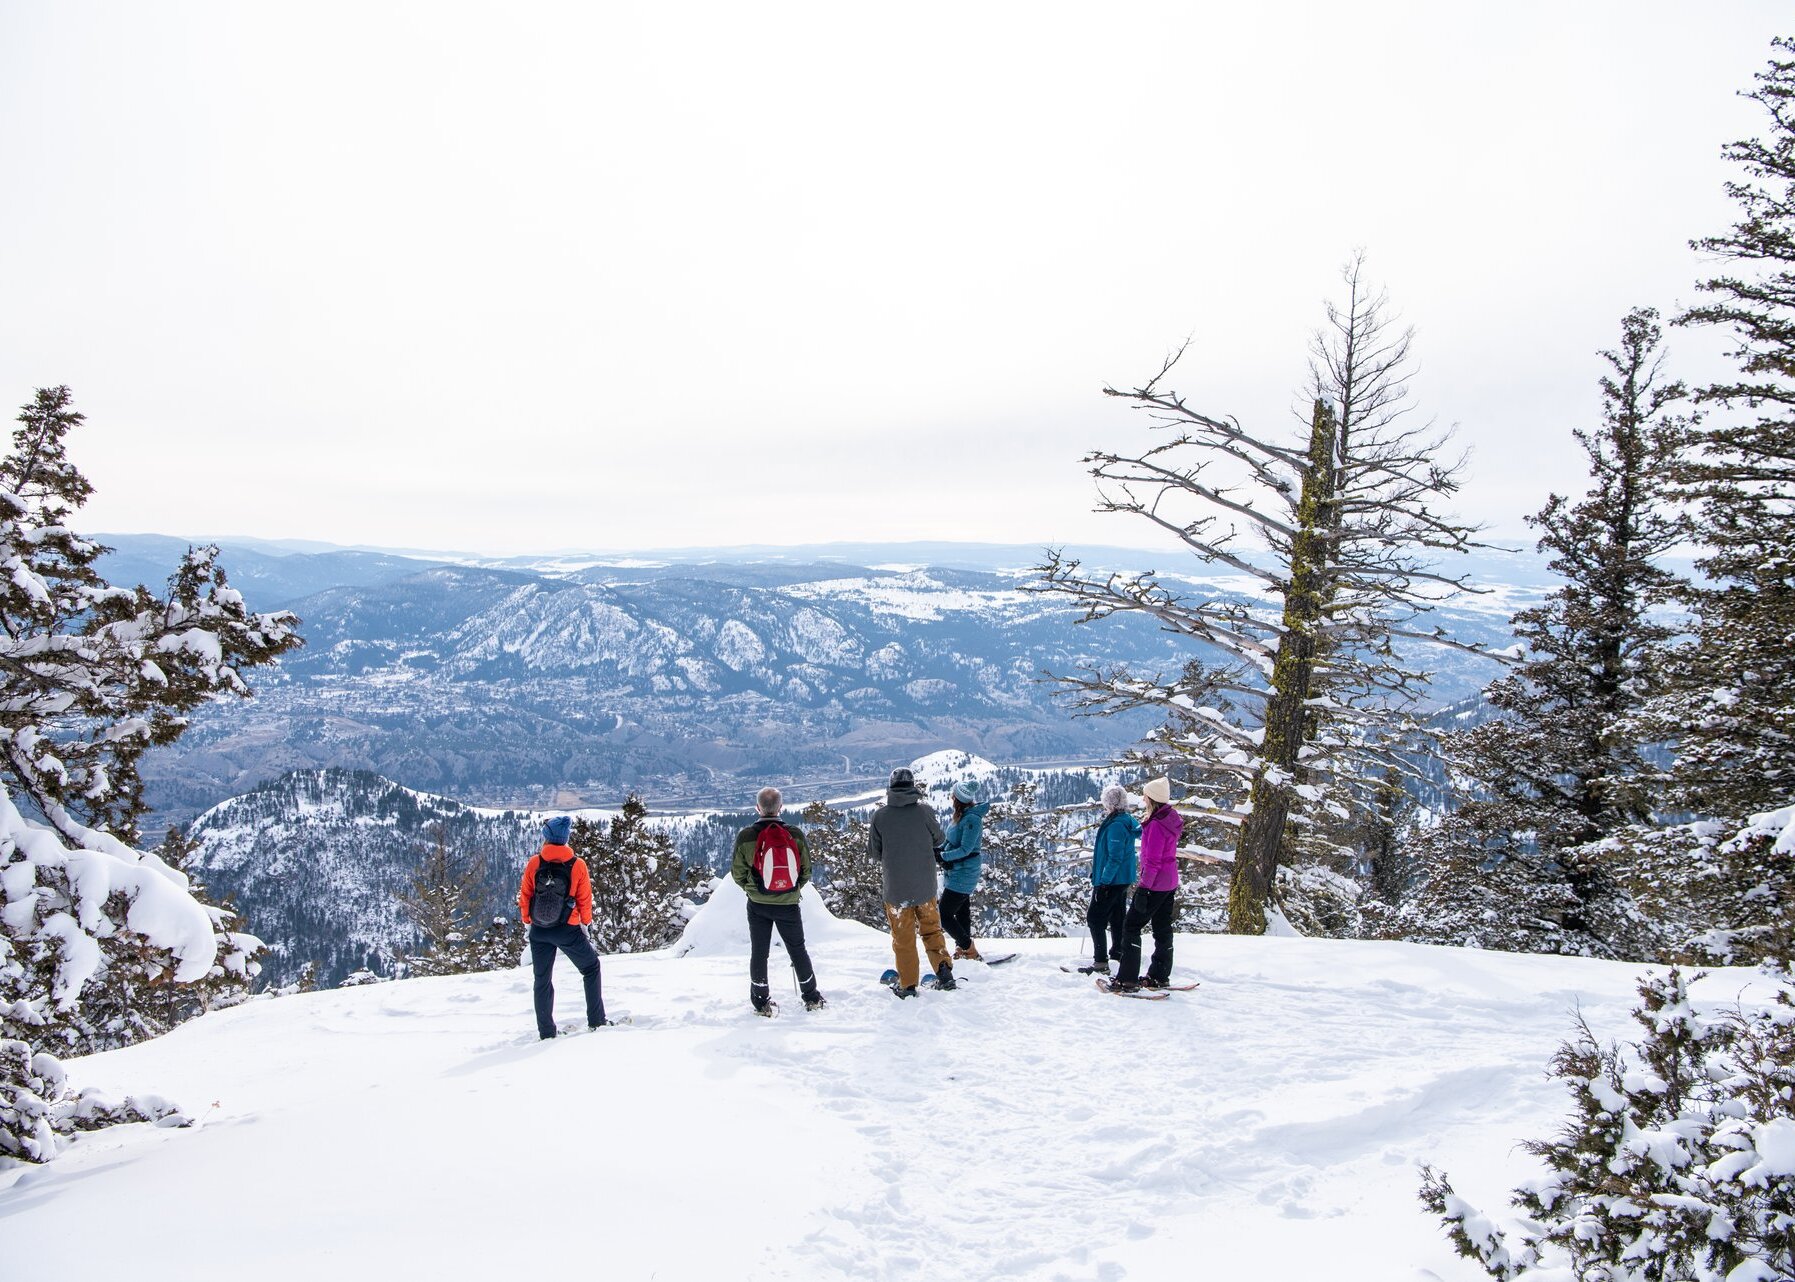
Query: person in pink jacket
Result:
<box><xmin>1114</xmin><ymin>776</ymin><xmax>1183</xmax><ymax>991</ymax></box>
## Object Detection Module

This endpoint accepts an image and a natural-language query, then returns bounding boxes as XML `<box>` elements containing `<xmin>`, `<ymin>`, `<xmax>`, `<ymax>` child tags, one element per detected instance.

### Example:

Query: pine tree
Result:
<box><xmin>0</xmin><ymin>387</ymin><xmax>302</xmax><ymax>845</ymax></box>
<box><xmin>1457</xmin><ymin>308</ymin><xmax>1690</xmax><ymax>852</ymax></box>
<box><xmin>576</xmin><ymin>797</ymin><xmax>691</xmax><ymax>953</ymax></box>
<box><xmin>1667</xmin><ymin>37</ymin><xmax>1795</xmax><ymax>817</ymax></box>
<box><xmin>0</xmin><ymin>386</ymin><xmax>299</xmax><ymax>1161</ymax></box>
<box><xmin>395</xmin><ymin>824</ymin><xmax>493</xmax><ymax>977</ymax></box>
<box><xmin>1038</xmin><ymin>258</ymin><xmax>1489</xmax><ymax>933</ymax></box>
<box><xmin>802</xmin><ymin>801</ymin><xmax>883</xmax><ymax>928</ymax></box>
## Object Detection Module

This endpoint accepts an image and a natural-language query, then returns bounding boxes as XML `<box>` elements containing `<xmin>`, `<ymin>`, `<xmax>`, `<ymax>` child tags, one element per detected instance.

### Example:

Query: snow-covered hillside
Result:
<box><xmin>0</xmin><ymin>922</ymin><xmax>1744</xmax><ymax>1282</ymax></box>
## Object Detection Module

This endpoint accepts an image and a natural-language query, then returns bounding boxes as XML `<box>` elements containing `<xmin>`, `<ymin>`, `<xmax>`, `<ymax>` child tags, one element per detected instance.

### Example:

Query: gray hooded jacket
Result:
<box><xmin>868</xmin><ymin>784</ymin><xmax>945</xmax><ymax>908</ymax></box>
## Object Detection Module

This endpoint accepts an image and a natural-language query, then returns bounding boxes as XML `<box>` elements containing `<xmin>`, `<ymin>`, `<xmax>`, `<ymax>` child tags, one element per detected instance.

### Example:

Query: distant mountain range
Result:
<box><xmin>102</xmin><ymin>535</ymin><xmax>1541</xmax><ymax>827</ymax></box>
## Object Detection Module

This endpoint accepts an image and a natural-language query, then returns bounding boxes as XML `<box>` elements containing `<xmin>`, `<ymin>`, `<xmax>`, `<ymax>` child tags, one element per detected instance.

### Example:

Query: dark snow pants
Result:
<box><xmin>529</xmin><ymin>923</ymin><xmax>604</xmax><ymax>1037</ymax></box>
<box><xmin>938</xmin><ymin>889</ymin><xmax>975</xmax><ymax>951</ymax></box>
<box><xmin>1115</xmin><ymin>888</ymin><xmax>1176</xmax><ymax>986</ymax></box>
<box><xmin>1086</xmin><ymin>883</ymin><xmax>1129</xmax><ymax>964</ymax></box>
<box><xmin>747</xmin><ymin>900</ymin><xmax>820</xmax><ymax>1009</ymax></box>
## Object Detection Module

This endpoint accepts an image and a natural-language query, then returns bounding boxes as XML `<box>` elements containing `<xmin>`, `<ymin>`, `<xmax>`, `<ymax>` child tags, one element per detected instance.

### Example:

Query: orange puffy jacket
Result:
<box><xmin>517</xmin><ymin>844</ymin><xmax>593</xmax><ymax>926</ymax></box>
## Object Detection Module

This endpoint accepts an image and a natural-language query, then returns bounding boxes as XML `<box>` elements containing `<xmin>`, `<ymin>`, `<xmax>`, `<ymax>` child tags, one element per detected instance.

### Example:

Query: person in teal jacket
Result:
<box><xmin>1080</xmin><ymin>784</ymin><xmax>1140</xmax><ymax>973</ymax></box>
<box><xmin>938</xmin><ymin>779</ymin><xmax>989</xmax><ymax>961</ymax></box>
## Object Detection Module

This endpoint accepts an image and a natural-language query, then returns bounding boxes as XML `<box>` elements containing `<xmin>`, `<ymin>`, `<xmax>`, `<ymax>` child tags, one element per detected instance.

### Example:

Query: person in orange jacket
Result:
<box><xmin>518</xmin><ymin>814</ymin><xmax>606</xmax><ymax>1038</ymax></box>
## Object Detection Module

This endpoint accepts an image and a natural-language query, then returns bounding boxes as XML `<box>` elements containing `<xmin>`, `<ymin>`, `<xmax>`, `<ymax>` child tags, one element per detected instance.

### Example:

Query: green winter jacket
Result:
<box><xmin>730</xmin><ymin>816</ymin><xmax>813</xmax><ymax>906</ymax></box>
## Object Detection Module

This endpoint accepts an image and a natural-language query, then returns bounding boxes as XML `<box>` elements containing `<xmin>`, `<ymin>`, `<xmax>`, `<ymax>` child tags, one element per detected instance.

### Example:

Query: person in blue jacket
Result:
<box><xmin>1080</xmin><ymin>784</ymin><xmax>1140</xmax><ymax>974</ymax></box>
<box><xmin>938</xmin><ymin>779</ymin><xmax>990</xmax><ymax>961</ymax></box>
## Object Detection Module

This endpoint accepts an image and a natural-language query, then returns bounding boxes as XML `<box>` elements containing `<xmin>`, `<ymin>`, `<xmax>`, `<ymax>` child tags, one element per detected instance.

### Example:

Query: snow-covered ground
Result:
<box><xmin>1</xmin><ymin>912</ymin><xmax>1752</xmax><ymax>1281</ymax></box>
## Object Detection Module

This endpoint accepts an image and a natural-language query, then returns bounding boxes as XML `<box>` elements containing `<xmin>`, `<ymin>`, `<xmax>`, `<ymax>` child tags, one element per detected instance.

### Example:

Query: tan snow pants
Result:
<box><xmin>884</xmin><ymin>899</ymin><xmax>953</xmax><ymax>989</ymax></box>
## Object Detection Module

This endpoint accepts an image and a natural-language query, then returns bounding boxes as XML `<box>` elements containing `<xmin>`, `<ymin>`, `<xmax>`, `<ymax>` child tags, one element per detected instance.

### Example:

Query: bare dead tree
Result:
<box><xmin>1036</xmin><ymin>256</ymin><xmax>1495</xmax><ymax>933</ymax></box>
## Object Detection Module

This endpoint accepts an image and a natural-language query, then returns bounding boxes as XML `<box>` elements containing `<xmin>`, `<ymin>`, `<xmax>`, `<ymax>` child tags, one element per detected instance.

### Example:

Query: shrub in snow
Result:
<box><xmin>1421</xmin><ymin>966</ymin><xmax>1795</xmax><ymax>1282</ymax></box>
<box><xmin>0</xmin><ymin>1038</ymin><xmax>184</xmax><ymax>1162</ymax></box>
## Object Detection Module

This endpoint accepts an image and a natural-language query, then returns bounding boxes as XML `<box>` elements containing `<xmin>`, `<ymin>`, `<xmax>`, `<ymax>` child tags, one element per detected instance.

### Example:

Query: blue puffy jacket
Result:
<box><xmin>1091</xmin><ymin>811</ymin><xmax>1140</xmax><ymax>886</ymax></box>
<box><xmin>939</xmin><ymin>802</ymin><xmax>988</xmax><ymax>895</ymax></box>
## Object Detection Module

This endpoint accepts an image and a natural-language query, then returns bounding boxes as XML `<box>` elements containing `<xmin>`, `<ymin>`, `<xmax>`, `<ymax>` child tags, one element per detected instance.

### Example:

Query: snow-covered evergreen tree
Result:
<box><xmin>0</xmin><ymin>386</ymin><xmax>299</xmax><ymax>1161</ymax></box>
<box><xmin>1422</xmin><ymin>966</ymin><xmax>1795</xmax><ymax>1282</ymax></box>
<box><xmin>1666</xmin><ymin>37</ymin><xmax>1795</xmax><ymax>819</ymax></box>
<box><xmin>1369</xmin><ymin>814</ymin><xmax>1587</xmax><ymax>954</ymax></box>
<box><xmin>802</xmin><ymin>801</ymin><xmax>883</xmax><ymax>928</ymax></box>
<box><xmin>980</xmin><ymin>781</ymin><xmax>1084</xmax><ymax>937</ymax></box>
<box><xmin>1457</xmin><ymin>308</ymin><xmax>1690</xmax><ymax>851</ymax></box>
<box><xmin>575</xmin><ymin>797</ymin><xmax>694</xmax><ymax>954</ymax></box>
<box><xmin>1586</xmin><ymin>804</ymin><xmax>1795</xmax><ymax>967</ymax></box>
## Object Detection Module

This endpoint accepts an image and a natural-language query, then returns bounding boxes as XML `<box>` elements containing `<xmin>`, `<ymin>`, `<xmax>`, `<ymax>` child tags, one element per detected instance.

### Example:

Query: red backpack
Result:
<box><xmin>753</xmin><ymin>822</ymin><xmax>802</xmax><ymax>894</ymax></box>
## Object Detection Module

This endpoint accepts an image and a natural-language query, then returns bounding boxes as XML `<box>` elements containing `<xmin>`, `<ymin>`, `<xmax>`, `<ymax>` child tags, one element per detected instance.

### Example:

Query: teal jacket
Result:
<box><xmin>939</xmin><ymin>802</ymin><xmax>988</xmax><ymax>895</ymax></box>
<box><xmin>1091</xmin><ymin>811</ymin><xmax>1140</xmax><ymax>886</ymax></box>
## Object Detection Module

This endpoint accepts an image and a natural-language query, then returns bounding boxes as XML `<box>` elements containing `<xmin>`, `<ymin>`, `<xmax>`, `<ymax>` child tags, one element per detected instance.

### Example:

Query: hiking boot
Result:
<box><xmin>934</xmin><ymin>962</ymin><xmax>958</xmax><ymax>992</ymax></box>
<box><xmin>1077</xmin><ymin>960</ymin><xmax>1109</xmax><ymax>974</ymax></box>
<box><xmin>1139</xmin><ymin>976</ymin><xmax>1166</xmax><ymax>990</ymax></box>
<box><xmin>803</xmin><ymin>994</ymin><xmax>828</xmax><ymax>1012</ymax></box>
<box><xmin>1111</xmin><ymin>979</ymin><xmax>1141</xmax><ymax>993</ymax></box>
<box><xmin>890</xmin><ymin>985</ymin><xmax>918</xmax><ymax>1000</ymax></box>
<box><xmin>953</xmin><ymin>945</ymin><xmax>983</xmax><ymax>962</ymax></box>
<box><xmin>752</xmin><ymin>1000</ymin><xmax>777</xmax><ymax>1018</ymax></box>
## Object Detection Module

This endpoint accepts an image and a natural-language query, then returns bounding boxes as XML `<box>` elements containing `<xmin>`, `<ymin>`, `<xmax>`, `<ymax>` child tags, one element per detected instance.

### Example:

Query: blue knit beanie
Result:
<box><xmin>951</xmin><ymin>780</ymin><xmax>980</xmax><ymax>804</ymax></box>
<box><xmin>542</xmin><ymin>815</ymin><xmax>572</xmax><ymax>846</ymax></box>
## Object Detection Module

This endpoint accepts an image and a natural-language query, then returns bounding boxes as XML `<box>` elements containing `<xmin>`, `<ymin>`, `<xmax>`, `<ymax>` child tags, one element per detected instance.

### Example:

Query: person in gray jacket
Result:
<box><xmin>868</xmin><ymin>766</ymin><xmax>956</xmax><ymax>997</ymax></box>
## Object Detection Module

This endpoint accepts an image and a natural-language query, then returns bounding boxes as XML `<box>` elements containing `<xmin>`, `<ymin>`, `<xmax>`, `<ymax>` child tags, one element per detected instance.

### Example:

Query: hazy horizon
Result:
<box><xmin>5</xmin><ymin>3</ymin><xmax>1787</xmax><ymax>552</ymax></box>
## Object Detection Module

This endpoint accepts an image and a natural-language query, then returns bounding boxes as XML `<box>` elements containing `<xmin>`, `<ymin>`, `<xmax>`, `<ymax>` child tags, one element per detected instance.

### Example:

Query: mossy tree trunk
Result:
<box><xmin>1228</xmin><ymin>399</ymin><xmax>1338</xmax><ymax>933</ymax></box>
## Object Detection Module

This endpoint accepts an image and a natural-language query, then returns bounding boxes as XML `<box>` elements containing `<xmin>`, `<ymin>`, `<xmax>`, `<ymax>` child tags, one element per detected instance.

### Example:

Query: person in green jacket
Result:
<box><xmin>730</xmin><ymin>786</ymin><xmax>826</xmax><ymax>1015</ymax></box>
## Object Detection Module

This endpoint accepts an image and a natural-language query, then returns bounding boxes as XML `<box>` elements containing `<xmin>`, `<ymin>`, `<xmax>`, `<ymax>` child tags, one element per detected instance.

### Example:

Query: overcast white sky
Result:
<box><xmin>0</xmin><ymin>3</ymin><xmax>1786</xmax><ymax>555</ymax></box>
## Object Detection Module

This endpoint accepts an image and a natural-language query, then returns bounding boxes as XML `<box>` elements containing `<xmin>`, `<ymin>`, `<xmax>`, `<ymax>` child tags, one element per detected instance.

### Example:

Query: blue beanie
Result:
<box><xmin>952</xmin><ymin>780</ymin><xmax>980</xmax><ymax>804</ymax></box>
<box><xmin>542</xmin><ymin>815</ymin><xmax>572</xmax><ymax>846</ymax></box>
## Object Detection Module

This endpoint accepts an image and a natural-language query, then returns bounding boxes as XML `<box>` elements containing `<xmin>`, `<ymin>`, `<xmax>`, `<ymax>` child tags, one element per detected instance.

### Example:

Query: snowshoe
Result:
<box><xmin>803</xmin><ymin>994</ymin><xmax>828</xmax><ymax>1012</ymax></box>
<box><xmin>933</xmin><ymin>963</ymin><xmax>958</xmax><ymax>992</ymax></box>
<box><xmin>1095</xmin><ymin>976</ymin><xmax>1169</xmax><ymax>1001</ymax></box>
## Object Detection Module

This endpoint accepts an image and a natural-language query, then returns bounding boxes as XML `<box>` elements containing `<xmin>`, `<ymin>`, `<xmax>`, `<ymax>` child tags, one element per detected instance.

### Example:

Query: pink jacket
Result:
<box><xmin>1138</xmin><ymin>805</ymin><xmax>1183</xmax><ymax>892</ymax></box>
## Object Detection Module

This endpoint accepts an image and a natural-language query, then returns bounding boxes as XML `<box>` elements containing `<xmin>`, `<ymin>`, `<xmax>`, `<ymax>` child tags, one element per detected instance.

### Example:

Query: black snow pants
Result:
<box><xmin>938</xmin><ymin>888</ymin><xmax>975</xmax><ymax>951</ymax></box>
<box><xmin>748</xmin><ymin>900</ymin><xmax>820</xmax><ymax>1009</ymax></box>
<box><xmin>1115</xmin><ymin>887</ymin><xmax>1176</xmax><ymax>986</ymax></box>
<box><xmin>530</xmin><ymin>923</ymin><xmax>604</xmax><ymax>1037</ymax></box>
<box><xmin>1085</xmin><ymin>883</ymin><xmax>1129</xmax><ymax>964</ymax></box>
